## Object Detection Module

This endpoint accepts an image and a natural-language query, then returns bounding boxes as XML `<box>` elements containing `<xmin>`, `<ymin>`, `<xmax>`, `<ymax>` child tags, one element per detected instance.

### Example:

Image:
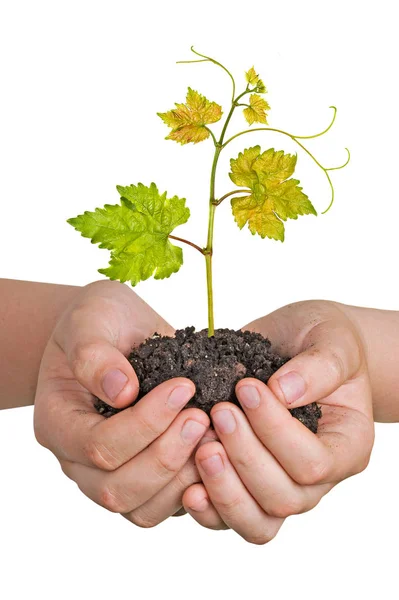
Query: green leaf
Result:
<box><xmin>157</xmin><ymin>87</ymin><xmax>222</xmax><ymax>145</ymax></box>
<box><xmin>67</xmin><ymin>183</ymin><xmax>190</xmax><ymax>286</ymax></box>
<box><xmin>229</xmin><ymin>146</ymin><xmax>317</xmax><ymax>241</ymax></box>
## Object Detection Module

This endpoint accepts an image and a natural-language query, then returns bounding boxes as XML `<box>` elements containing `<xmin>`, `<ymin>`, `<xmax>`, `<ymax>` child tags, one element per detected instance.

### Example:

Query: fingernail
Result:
<box><xmin>168</xmin><ymin>385</ymin><xmax>193</xmax><ymax>410</ymax></box>
<box><xmin>212</xmin><ymin>409</ymin><xmax>236</xmax><ymax>434</ymax></box>
<box><xmin>277</xmin><ymin>372</ymin><xmax>306</xmax><ymax>404</ymax></box>
<box><xmin>238</xmin><ymin>385</ymin><xmax>260</xmax><ymax>409</ymax></box>
<box><xmin>181</xmin><ymin>419</ymin><xmax>207</xmax><ymax>444</ymax></box>
<box><xmin>188</xmin><ymin>497</ymin><xmax>209</xmax><ymax>512</ymax></box>
<box><xmin>102</xmin><ymin>369</ymin><xmax>128</xmax><ymax>402</ymax></box>
<box><xmin>200</xmin><ymin>454</ymin><xmax>224</xmax><ymax>477</ymax></box>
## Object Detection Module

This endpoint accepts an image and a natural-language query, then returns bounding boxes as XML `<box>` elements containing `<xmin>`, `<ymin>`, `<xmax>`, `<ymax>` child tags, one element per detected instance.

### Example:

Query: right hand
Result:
<box><xmin>34</xmin><ymin>280</ymin><xmax>210</xmax><ymax>527</ymax></box>
<box><xmin>182</xmin><ymin>300</ymin><xmax>374</xmax><ymax>539</ymax></box>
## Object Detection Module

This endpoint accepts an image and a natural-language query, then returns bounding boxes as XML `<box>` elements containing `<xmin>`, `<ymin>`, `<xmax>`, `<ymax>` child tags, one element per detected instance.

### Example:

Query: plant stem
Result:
<box><xmin>205</xmin><ymin>146</ymin><xmax>221</xmax><ymax>336</ymax></box>
<box><xmin>204</xmin><ymin>91</ymin><xmax>251</xmax><ymax>336</ymax></box>
<box><xmin>168</xmin><ymin>235</ymin><xmax>205</xmax><ymax>255</ymax></box>
<box><xmin>219</xmin><ymin>90</ymin><xmax>249</xmax><ymax>144</ymax></box>
<box><xmin>213</xmin><ymin>189</ymin><xmax>252</xmax><ymax>206</ymax></box>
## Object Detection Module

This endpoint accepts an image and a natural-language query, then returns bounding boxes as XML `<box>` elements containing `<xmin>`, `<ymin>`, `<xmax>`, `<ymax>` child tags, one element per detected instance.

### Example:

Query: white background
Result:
<box><xmin>1</xmin><ymin>0</ymin><xmax>398</xmax><ymax>598</ymax></box>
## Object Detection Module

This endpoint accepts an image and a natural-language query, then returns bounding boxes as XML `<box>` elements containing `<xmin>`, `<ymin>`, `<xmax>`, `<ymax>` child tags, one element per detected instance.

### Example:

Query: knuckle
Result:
<box><xmin>215</xmin><ymin>494</ymin><xmax>242</xmax><ymax>515</ymax></box>
<box><xmin>152</xmin><ymin>448</ymin><xmax>181</xmax><ymax>481</ymax></box>
<box><xmin>174</xmin><ymin>461</ymin><xmax>201</xmax><ymax>489</ymax></box>
<box><xmin>244</xmin><ymin>529</ymin><xmax>274</xmax><ymax>546</ymax></box>
<box><xmin>267</xmin><ymin>497</ymin><xmax>303</xmax><ymax>519</ymax></box>
<box><xmin>327</xmin><ymin>349</ymin><xmax>346</xmax><ymax>384</ymax></box>
<box><xmin>99</xmin><ymin>485</ymin><xmax>128</xmax><ymax>514</ymax></box>
<box><xmin>234</xmin><ymin>450</ymin><xmax>256</xmax><ymax>471</ymax></box>
<box><xmin>71</xmin><ymin>342</ymin><xmax>101</xmax><ymax>379</ymax></box>
<box><xmin>66</xmin><ymin>303</ymin><xmax>89</xmax><ymax>328</ymax></box>
<box><xmin>129</xmin><ymin>509</ymin><xmax>159</xmax><ymax>529</ymax></box>
<box><xmin>295</xmin><ymin>459</ymin><xmax>330</xmax><ymax>486</ymax></box>
<box><xmin>84</xmin><ymin>438</ymin><xmax>120</xmax><ymax>471</ymax></box>
<box><xmin>135</xmin><ymin>414</ymin><xmax>163</xmax><ymax>444</ymax></box>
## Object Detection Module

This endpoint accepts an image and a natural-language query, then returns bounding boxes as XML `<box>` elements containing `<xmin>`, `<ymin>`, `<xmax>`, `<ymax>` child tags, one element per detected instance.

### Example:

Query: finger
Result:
<box><xmin>41</xmin><ymin>376</ymin><xmax>196</xmax><ymax>469</ymax></box>
<box><xmin>61</xmin><ymin>407</ymin><xmax>210</xmax><ymax>513</ymax></box>
<box><xmin>247</xmin><ymin>304</ymin><xmax>364</xmax><ymax>411</ymax></box>
<box><xmin>236</xmin><ymin>378</ymin><xmax>373</xmax><ymax>485</ymax></box>
<box><xmin>182</xmin><ymin>483</ymin><xmax>229</xmax><ymax>530</ymax></box>
<box><xmin>195</xmin><ymin>441</ymin><xmax>284</xmax><ymax>545</ymax></box>
<box><xmin>210</xmin><ymin>402</ymin><xmax>330</xmax><ymax>518</ymax></box>
<box><xmin>125</xmin><ymin>456</ymin><xmax>201</xmax><ymax>527</ymax></box>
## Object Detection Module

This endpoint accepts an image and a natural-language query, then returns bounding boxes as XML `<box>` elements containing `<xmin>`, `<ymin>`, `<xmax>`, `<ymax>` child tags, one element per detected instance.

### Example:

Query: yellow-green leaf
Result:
<box><xmin>231</xmin><ymin>194</ymin><xmax>285</xmax><ymax>241</ymax></box>
<box><xmin>243</xmin><ymin>94</ymin><xmax>270</xmax><ymax>125</ymax></box>
<box><xmin>229</xmin><ymin>145</ymin><xmax>261</xmax><ymax>188</ymax></box>
<box><xmin>245</xmin><ymin>66</ymin><xmax>267</xmax><ymax>93</ymax></box>
<box><xmin>245</xmin><ymin>66</ymin><xmax>259</xmax><ymax>86</ymax></box>
<box><xmin>68</xmin><ymin>183</ymin><xmax>190</xmax><ymax>286</ymax></box>
<box><xmin>229</xmin><ymin>146</ymin><xmax>317</xmax><ymax>240</ymax></box>
<box><xmin>157</xmin><ymin>87</ymin><xmax>222</xmax><ymax>145</ymax></box>
<box><xmin>253</xmin><ymin>148</ymin><xmax>297</xmax><ymax>182</ymax></box>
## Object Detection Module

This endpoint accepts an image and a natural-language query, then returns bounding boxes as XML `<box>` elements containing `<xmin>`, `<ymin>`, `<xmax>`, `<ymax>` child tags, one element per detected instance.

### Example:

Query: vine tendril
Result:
<box><xmin>177</xmin><ymin>46</ymin><xmax>236</xmax><ymax>102</ymax></box>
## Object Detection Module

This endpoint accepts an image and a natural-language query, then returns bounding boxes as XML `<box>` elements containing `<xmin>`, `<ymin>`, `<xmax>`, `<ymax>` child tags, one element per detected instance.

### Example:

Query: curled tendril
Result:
<box><xmin>293</xmin><ymin>106</ymin><xmax>337</xmax><ymax>139</ymax></box>
<box><xmin>320</xmin><ymin>149</ymin><xmax>350</xmax><ymax>213</ymax></box>
<box><xmin>222</xmin><ymin>107</ymin><xmax>350</xmax><ymax>214</ymax></box>
<box><xmin>325</xmin><ymin>148</ymin><xmax>351</xmax><ymax>171</ymax></box>
<box><xmin>177</xmin><ymin>46</ymin><xmax>236</xmax><ymax>102</ymax></box>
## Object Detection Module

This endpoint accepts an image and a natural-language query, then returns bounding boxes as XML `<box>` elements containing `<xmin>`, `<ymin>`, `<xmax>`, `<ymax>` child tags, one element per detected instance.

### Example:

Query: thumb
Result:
<box><xmin>54</xmin><ymin>307</ymin><xmax>139</xmax><ymax>410</ymax></box>
<box><xmin>68</xmin><ymin>339</ymin><xmax>139</xmax><ymax>409</ymax></box>
<box><xmin>267</xmin><ymin>319</ymin><xmax>363</xmax><ymax>409</ymax></box>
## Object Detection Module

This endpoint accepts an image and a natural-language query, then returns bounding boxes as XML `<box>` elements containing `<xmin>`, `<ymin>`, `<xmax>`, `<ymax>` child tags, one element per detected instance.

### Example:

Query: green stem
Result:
<box><xmin>219</xmin><ymin>90</ymin><xmax>250</xmax><ymax>145</ymax></box>
<box><xmin>203</xmin><ymin>86</ymin><xmax>256</xmax><ymax>335</ymax></box>
<box><xmin>204</xmin><ymin>86</ymin><xmax>254</xmax><ymax>336</ymax></box>
<box><xmin>205</xmin><ymin>146</ymin><xmax>221</xmax><ymax>336</ymax></box>
<box><xmin>204</xmin><ymin>126</ymin><xmax>218</xmax><ymax>147</ymax></box>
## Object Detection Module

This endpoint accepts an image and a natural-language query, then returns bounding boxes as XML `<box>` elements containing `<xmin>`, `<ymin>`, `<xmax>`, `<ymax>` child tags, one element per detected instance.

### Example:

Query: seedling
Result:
<box><xmin>68</xmin><ymin>47</ymin><xmax>349</xmax><ymax>337</ymax></box>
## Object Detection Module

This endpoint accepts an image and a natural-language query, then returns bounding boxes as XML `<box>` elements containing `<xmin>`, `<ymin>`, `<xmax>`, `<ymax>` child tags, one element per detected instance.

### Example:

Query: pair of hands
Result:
<box><xmin>34</xmin><ymin>281</ymin><xmax>374</xmax><ymax>544</ymax></box>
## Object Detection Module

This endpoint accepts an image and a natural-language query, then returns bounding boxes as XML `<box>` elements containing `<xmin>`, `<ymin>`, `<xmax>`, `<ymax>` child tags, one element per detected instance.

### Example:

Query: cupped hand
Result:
<box><xmin>181</xmin><ymin>300</ymin><xmax>374</xmax><ymax>544</ymax></box>
<box><xmin>34</xmin><ymin>280</ymin><xmax>210</xmax><ymax>527</ymax></box>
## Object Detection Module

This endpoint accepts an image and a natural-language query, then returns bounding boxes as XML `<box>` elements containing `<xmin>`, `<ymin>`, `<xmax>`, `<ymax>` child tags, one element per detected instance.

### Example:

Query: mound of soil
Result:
<box><xmin>95</xmin><ymin>327</ymin><xmax>321</xmax><ymax>433</ymax></box>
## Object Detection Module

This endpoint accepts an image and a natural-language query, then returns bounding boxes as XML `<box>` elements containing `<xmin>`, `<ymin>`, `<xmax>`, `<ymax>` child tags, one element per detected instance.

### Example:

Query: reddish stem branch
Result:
<box><xmin>168</xmin><ymin>235</ymin><xmax>205</xmax><ymax>255</ymax></box>
<box><xmin>213</xmin><ymin>189</ymin><xmax>252</xmax><ymax>206</ymax></box>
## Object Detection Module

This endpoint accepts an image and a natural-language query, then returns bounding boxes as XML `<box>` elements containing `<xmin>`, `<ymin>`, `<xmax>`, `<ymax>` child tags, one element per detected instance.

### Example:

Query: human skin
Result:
<box><xmin>182</xmin><ymin>301</ymin><xmax>379</xmax><ymax>542</ymax></box>
<box><xmin>3</xmin><ymin>280</ymin><xmax>399</xmax><ymax>540</ymax></box>
<box><xmin>0</xmin><ymin>279</ymin><xmax>79</xmax><ymax>409</ymax></box>
<box><xmin>33</xmin><ymin>280</ymin><xmax>211</xmax><ymax>526</ymax></box>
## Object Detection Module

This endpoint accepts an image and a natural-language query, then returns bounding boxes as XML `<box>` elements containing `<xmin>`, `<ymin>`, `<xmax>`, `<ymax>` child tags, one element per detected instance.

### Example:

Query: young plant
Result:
<box><xmin>68</xmin><ymin>47</ymin><xmax>349</xmax><ymax>337</ymax></box>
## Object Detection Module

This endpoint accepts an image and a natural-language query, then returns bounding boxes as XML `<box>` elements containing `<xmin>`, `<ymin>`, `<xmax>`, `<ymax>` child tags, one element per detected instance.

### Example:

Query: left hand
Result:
<box><xmin>181</xmin><ymin>301</ymin><xmax>374</xmax><ymax>544</ymax></box>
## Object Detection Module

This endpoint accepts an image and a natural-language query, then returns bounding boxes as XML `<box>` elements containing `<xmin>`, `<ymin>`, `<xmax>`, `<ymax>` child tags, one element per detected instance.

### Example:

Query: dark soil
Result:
<box><xmin>95</xmin><ymin>327</ymin><xmax>322</xmax><ymax>433</ymax></box>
